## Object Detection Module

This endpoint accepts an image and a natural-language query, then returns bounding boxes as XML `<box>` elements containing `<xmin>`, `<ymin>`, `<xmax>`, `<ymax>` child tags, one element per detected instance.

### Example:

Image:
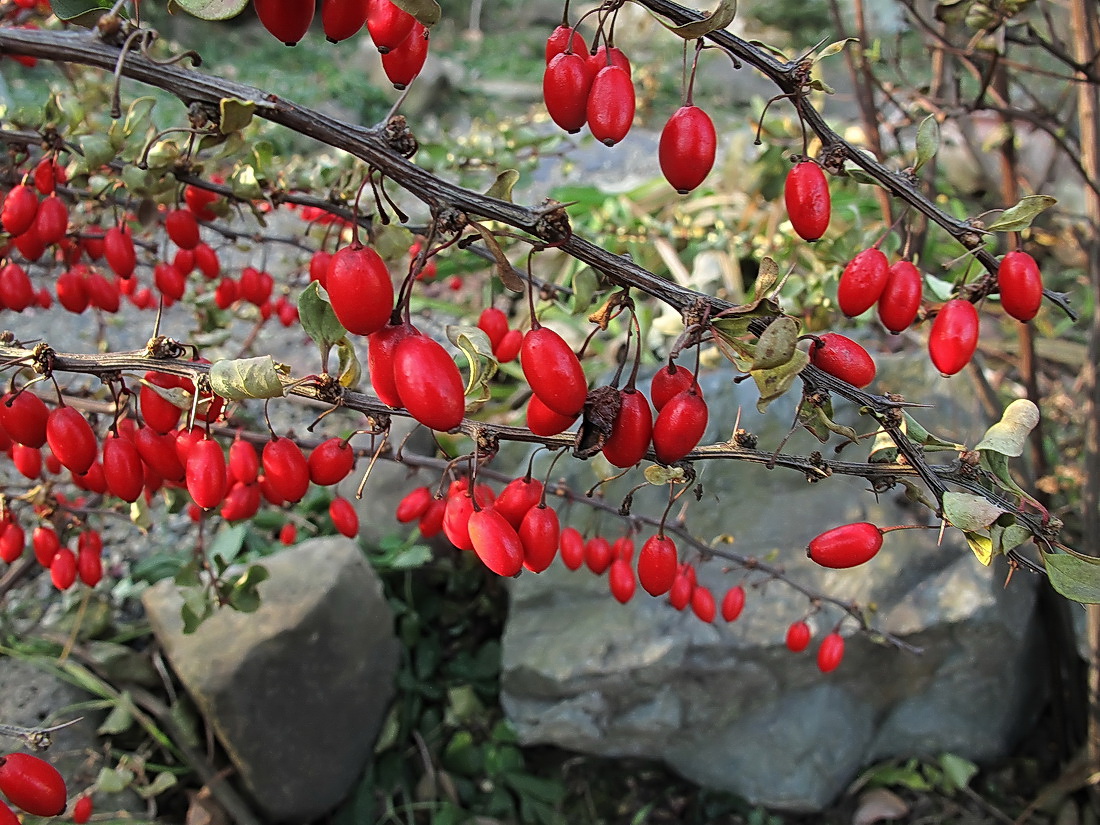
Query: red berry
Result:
<box><xmin>32</xmin><ymin>526</ymin><xmax>60</xmax><ymax>567</ymax></box>
<box><xmin>556</xmin><ymin>526</ymin><xmax>583</xmax><ymax>570</ymax></box>
<box><xmin>721</xmin><ymin>585</ymin><xmax>746</xmax><ymax>622</ymax></box>
<box><xmin>691</xmin><ymin>585</ymin><xmax>716</xmax><ymax>622</ymax></box>
<box><xmin>651</xmin><ymin>389</ymin><xmax>708</xmax><ymax>464</ymax></box>
<box><xmin>2</xmin><ymin>184</ymin><xmax>39</xmax><ymax>236</ymax></box>
<box><xmin>608</xmin><ymin>557</ymin><xmax>636</xmax><ymax>603</ymax></box>
<box><xmin>33</xmin><ymin>195</ymin><xmax>67</xmax><ymax>245</ymax></box>
<box><xmin>254</xmin><ymin>0</ymin><xmax>315</xmax><ymax>45</ymax></box>
<box><xmin>649</xmin><ymin>364</ymin><xmax>698</xmax><ymax>411</ymax></box>
<box><xmin>103</xmin><ymin>225</ymin><xmax>136</xmax><ymax>278</ymax></box>
<box><xmin>13</xmin><ymin>224</ymin><xmax>45</xmax><ymax>261</ymax></box>
<box><xmin>45</xmin><ymin>404</ymin><xmax>96</xmax><ymax>475</ymax></box>
<box><xmin>393</xmin><ymin>334</ymin><xmax>466</xmax><ymax>431</ymax></box>
<box><xmin>785</xmin><ymin>620</ymin><xmax>812</xmax><ymax>652</ymax></box>
<box><xmin>380</xmin><ymin>21</ymin><xmax>429</xmax><ymax>89</ymax></box>
<box><xmin>417</xmin><ymin>498</ymin><xmax>446</xmax><ymax>538</ymax></box>
<box><xmin>0</xmin><ymin>752</ymin><xmax>67</xmax><ymax>816</ymax></box>
<box><xmin>279</xmin><ymin>522</ymin><xmax>298</xmax><ymax>545</ymax></box>
<box><xmin>366</xmin><ymin>0</ymin><xmax>415</xmax><ymax>52</ymax></box>
<box><xmin>185</xmin><ymin>184</ymin><xmax>219</xmax><ymax>221</ymax></box>
<box><xmin>928</xmin><ymin>299</ymin><xmax>980</xmax><ymax>376</ymax></box>
<box><xmin>519</xmin><ymin>505</ymin><xmax>559</xmax><ymax>573</ymax></box>
<box><xmin>165</xmin><ymin>209</ymin><xmax>200</xmax><ymax>249</ymax></box>
<box><xmin>309</xmin><ymin>250</ymin><xmax>332</xmax><ymax>286</ymax></box>
<box><xmin>668</xmin><ymin>569</ymin><xmax>693</xmax><ymax>610</ymax></box>
<box><xmin>154</xmin><ymin>262</ymin><xmax>186</xmax><ymax>301</ymax></box>
<box><xmin>601</xmin><ymin>388</ymin><xmax>653</xmax><ymax>468</ymax></box>
<box><xmin>586</xmin><ymin>65</ymin><xmax>634</xmax><ymax>146</ymax></box>
<box><xmin>32</xmin><ymin>158</ymin><xmax>62</xmax><ymax>195</ymax></box>
<box><xmin>816</xmin><ymin>632</ymin><xmax>846</xmax><ymax>672</ymax></box>
<box><xmin>50</xmin><ymin>546</ymin><xmax>77</xmax><ymax>589</ymax></box>
<box><xmin>543</xmin><ymin>52</ymin><xmax>593</xmax><ymax>134</ymax></box>
<box><xmin>477</xmin><ymin>307</ymin><xmax>509</xmax><ymax>351</ymax></box>
<box><xmin>329</xmin><ymin>496</ymin><xmax>360</xmax><ymax>537</ymax></box>
<box><xmin>102</xmin><ymin>433</ymin><xmax>144</xmax><ymax>502</ymax></box>
<box><xmin>262</xmin><ymin>437</ymin><xmax>311</xmax><ymax>503</ymax></box>
<box><xmin>521</xmin><ymin>327</ymin><xmax>587</xmax><ymax>417</ymax></box>
<box><xmin>368</xmin><ymin>321</ymin><xmax>417</xmax><ymax>408</ymax></box>
<box><xmin>0</xmin><ymin>523</ymin><xmax>25</xmax><ymax>564</ymax></box>
<box><xmin>326</xmin><ymin>244</ymin><xmax>394</xmax><ymax>336</ymax></box>
<box><xmin>12</xmin><ymin>444</ymin><xmax>41</xmax><ymax>479</ymax></box>
<box><xmin>468</xmin><ymin>508</ymin><xmax>524</xmax><ymax>576</ymax></box>
<box><xmin>227</xmin><ymin>438</ymin><xmax>260</xmax><ymax>485</ymax></box>
<box><xmin>878</xmin><ymin>260</ymin><xmax>923</xmax><ymax>333</ymax></box>
<box><xmin>396</xmin><ymin>486</ymin><xmax>432</xmax><ymax>523</ymax></box>
<box><xmin>72</xmin><ymin>795</ymin><xmax>94</xmax><ymax>824</ymax></box>
<box><xmin>494</xmin><ymin>476</ymin><xmax>544</xmax><ymax>529</ymax></box>
<box><xmin>1</xmin><ymin>391</ymin><xmax>48</xmax><ymax>448</ymax></box>
<box><xmin>545</xmin><ymin>24</ymin><xmax>585</xmax><ymax>63</ymax></box>
<box><xmin>659</xmin><ymin>105</ymin><xmax>717</xmax><ymax>193</ymax></box>
<box><xmin>637</xmin><ymin>534</ymin><xmax>677</xmax><ymax>597</ymax></box>
<box><xmin>997</xmin><ymin>250</ymin><xmax>1043</xmax><ymax>322</ymax></box>
<box><xmin>193</xmin><ymin>243</ymin><xmax>220</xmax><ymax>279</ymax></box>
<box><xmin>55</xmin><ymin>267</ymin><xmax>89</xmax><ymax>314</ymax></box>
<box><xmin>139</xmin><ymin>372</ymin><xmax>184</xmax><ymax>434</ymax></box>
<box><xmin>321</xmin><ymin>0</ymin><xmax>368</xmax><ymax>42</ymax></box>
<box><xmin>221</xmin><ymin>482</ymin><xmax>262</xmax><ymax>522</ymax></box>
<box><xmin>308</xmin><ymin>436</ymin><xmax>355</xmax><ymax>486</ymax></box>
<box><xmin>807</xmin><ymin>521</ymin><xmax>884</xmax><ymax>569</ymax></box>
<box><xmin>584</xmin><ymin>536</ymin><xmax>612</xmax><ymax>575</ymax></box>
<box><xmin>837</xmin><ymin>248</ymin><xmax>889</xmax><ymax>317</ymax></box>
<box><xmin>526</xmin><ymin>394</ymin><xmax>578</xmax><ymax>436</ymax></box>
<box><xmin>808</xmin><ymin>332</ymin><xmax>876</xmax><ymax>388</ymax></box>
<box><xmin>494</xmin><ymin>328</ymin><xmax>523</xmax><ymax>363</ymax></box>
<box><xmin>186</xmin><ymin>438</ymin><xmax>228</xmax><ymax>510</ymax></box>
<box><xmin>0</xmin><ymin>263</ymin><xmax>34</xmax><ymax>311</ymax></box>
<box><xmin>784</xmin><ymin>161</ymin><xmax>830</xmax><ymax>241</ymax></box>
<box><xmin>0</xmin><ymin>800</ymin><xmax>15</xmax><ymax>825</ymax></box>
<box><xmin>587</xmin><ymin>45</ymin><xmax>631</xmax><ymax>77</ymax></box>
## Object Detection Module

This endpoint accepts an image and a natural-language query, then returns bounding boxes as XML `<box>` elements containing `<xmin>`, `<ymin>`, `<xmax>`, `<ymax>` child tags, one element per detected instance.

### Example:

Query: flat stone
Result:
<box><xmin>143</xmin><ymin>536</ymin><xmax>398</xmax><ymax>823</ymax></box>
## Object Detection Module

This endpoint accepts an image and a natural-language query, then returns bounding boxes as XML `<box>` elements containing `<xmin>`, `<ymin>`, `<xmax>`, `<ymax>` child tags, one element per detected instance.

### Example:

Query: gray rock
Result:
<box><xmin>142</xmin><ymin>536</ymin><xmax>399</xmax><ymax>823</ymax></box>
<box><xmin>500</xmin><ymin>351</ymin><xmax>1043</xmax><ymax>811</ymax></box>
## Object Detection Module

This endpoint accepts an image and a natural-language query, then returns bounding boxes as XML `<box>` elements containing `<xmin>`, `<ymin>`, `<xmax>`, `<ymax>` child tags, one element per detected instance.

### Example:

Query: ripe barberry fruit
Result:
<box><xmin>691</xmin><ymin>586</ymin><xmax>716</xmax><ymax>623</ymax></box>
<box><xmin>254</xmin><ymin>0</ymin><xmax>315</xmax><ymax>45</ymax></box>
<box><xmin>585</xmin><ymin>535</ymin><xmax>613</xmax><ymax>575</ymax></box>
<box><xmin>519</xmin><ymin>505</ymin><xmax>559</xmax><ymax>573</ymax></box>
<box><xmin>659</xmin><ymin>105</ymin><xmax>717</xmax><ymax>193</ymax></box>
<box><xmin>928</xmin><ymin>299</ymin><xmax>980</xmax><ymax>376</ymax></box>
<box><xmin>878</xmin><ymin>260</ymin><xmax>923</xmax><ymax>334</ymax></box>
<box><xmin>608</xmin><ymin>558</ymin><xmax>636</xmax><ymax>603</ymax></box>
<box><xmin>0</xmin><ymin>753</ymin><xmax>67</xmax><ymax>817</ymax></box>
<box><xmin>396</xmin><ymin>486</ymin><xmax>432</xmax><ymax>523</ymax></box>
<box><xmin>186</xmin><ymin>438</ymin><xmax>228</xmax><ymax>510</ymax></box>
<box><xmin>329</xmin><ymin>496</ymin><xmax>359</xmax><ymax>537</ymax></box>
<box><xmin>601</xmin><ymin>388</ymin><xmax>653</xmax><ymax>469</ymax></box>
<box><xmin>366</xmin><ymin>0</ymin><xmax>415</xmax><ymax>52</ymax></box>
<box><xmin>558</xmin><ymin>526</ymin><xmax>585</xmax><ymax>570</ymax></box>
<box><xmin>649</xmin><ymin>363</ymin><xmax>698</xmax><ymax>411</ymax></box>
<box><xmin>2</xmin><ymin>184</ymin><xmax>39</xmax><ymax>236</ymax></box>
<box><xmin>381</xmin><ymin>21</ymin><xmax>429</xmax><ymax>89</ymax></box>
<box><xmin>307</xmin><ymin>436</ymin><xmax>355</xmax><ymax>486</ymax></box>
<box><xmin>652</xmin><ymin>389</ymin><xmax>708</xmax><ymax>464</ymax></box>
<box><xmin>816</xmin><ymin>632</ymin><xmax>845</xmax><ymax>672</ymax></box>
<box><xmin>837</xmin><ymin>248</ymin><xmax>889</xmax><ymax>317</ymax></box>
<box><xmin>468</xmin><ymin>508</ymin><xmax>524</xmax><ymax>577</ymax></box>
<box><xmin>521</xmin><ymin>326</ymin><xmax>587</xmax><ymax>417</ymax></box>
<box><xmin>808</xmin><ymin>332</ymin><xmax>877</xmax><ymax>388</ymax></box>
<box><xmin>544</xmin><ymin>24</ymin><xmax>585</xmax><ymax>63</ymax></box>
<box><xmin>262</xmin><ymin>437</ymin><xmax>311</xmax><ymax>503</ymax></box>
<box><xmin>103</xmin><ymin>225</ymin><xmax>136</xmax><ymax>278</ymax></box>
<box><xmin>637</xmin><ymin>534</ymin><xmax>677</xmax><ymax>596</ymax></box>
<box><xmin>72</xmin><ymin>795</ymin><xmax>94</xmax><ymax>824</ymax></box>
<box><xmin>996</xmin><ymin>250</ymin><xmax>1043</xmax><ymax>322</ymax></box>
<box><xmin>46</xmin><ymin>406</ymin><xmax>97</xmax><ymax>475</ymax></box>
<box><xmin>785</xmin><ymin>620</ymin><xmax>812</xmax><ymax>652</ymax></box>
<box><xmin>526</xmin><ymin>394</ymin><xmax>578</xmax><ymax>437</ymax></box>
<box><xmin>50</xmin><ymin>547</ymin><xmax>77</xmax><ymax>590</ymax></box>
<box><xmin>393</xmin><ymin>334</ymin><xmax>466</xmax><ymax>431</ymax></box>
<box><xmin>1</xmin><ymin>391</ymin><xmax>49</xmax><ymax>448</ymax></box>
<box><xmin>543</xmin><ymin>52</ymin><xmax>593</xmax><ymax>134</ymax></box>
<box><xmin>721</xmin><ymin>585</ymin><xmax>746</xmax><ymax>622</ymax></box>
<box><xmin>326</xmin><ymin>244</ymin><xmax>394</xmax><ymax>336</ymax></box>
<box><xmin>321</xmin><ymin>0</ymin><xmax>368</xmax><ymax>42</ymax></box>
<box><xmin>807</xmin><ymin>522</ymin><xmax>884</xmax><ymax>568</ymax></box>
<box><xmin>586</xmin><ymin>65</ymin><xmax>635</xmax><ymax>146</ymax></box>
<box><xmin>165</xmin><ymin>209</ymin><xmax>201</xmax><ymax>249</ymax></box>
<box><xmin>784</xmin><ymin>161</ymin><xmax>830</xmax><ymax>242</ymax></box>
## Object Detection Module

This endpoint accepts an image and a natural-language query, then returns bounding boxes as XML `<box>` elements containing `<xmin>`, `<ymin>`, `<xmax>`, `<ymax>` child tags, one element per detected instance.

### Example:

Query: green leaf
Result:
<box><xmin>569</xmin><ymin>267</ymin><xmax>599</xmax><ymax>314</ymax></box>
<box><xmin>485</xmin><ymin>169</ymin><xmax>520</xmax><ymax>202</ymax></box>
<box><xmin>980</xmin><ymin>449</ymin><xmax>1044</xmax><ymax>511</ymax></box>
<box><xmin>987</xmin><ymin>195</ymin><xmax>1057</xmax><ymax>232</ymax></box>
<box><xmin>942</xmin><ymin>491</ymin><xmax>1004</xmax><ymax>531</ymax></box>
<box><xmin>97</xmin><ymin>693</ymin><xmax>136</xmax><ymax>735</ymax></box>
<box><xmin>208</xmin><ymin>523</ymin><xmax>249</xmax><ymax>567</ymax></box>
<box><xmin>228</xmin><ymin>564</ymin><xmax>269</xmax><ymax>613</ymax></box>
<box><xmin>219</xmin><ymin>98</ymin><xmax>256</xmax><ymax>134</ymax></box>
<box><xmin>914</xmin><ymin>115</ymin><xmax>940</xmax><ymax>172</ymax></box>
<box><xmin>135</xmin><ymin>771</ymin><xmax>179</xmax><ymax>799</ymax></box>
<box><xmin>298</xmin><ymin>281</ymin><xmax>348</xmax><ymax>361</ymax></box>
<box><xmin>469</xmin><ymin>222</ymin><xmax>524</xmax><ymax>292</ymax></box>
<box><xmin>991</xmin><ymin>522</ymin><xmax>1031</xmax><ymax>555</ymax></box>
<box><xmin>938</xmin><ymin>753</ymin><xmax>977</xmax><ymax>791</ymax></box>
<box><xmin>1041</xmin><ymin>549</ymin><xmax>1100</xmax><ymax>604</ymax></box>
<box><xmin>964</xmin><ymin>531</ymin><xmax>995</xmax><ymax>566</ymax></box>
<box><xmin>900</xmin><ymin>412</ymin><xmax>964</xmax><ymax>451</ymax></box>
<box><xmin>657</xmin><ymin>0</ymin><xmax>737</xmax><ymax>38</ymax></box>
<box><xmin>95</xmin><ymin>765</ymin><xmax>135</xmax><ymax>794</ymax></box>
<box><xmin>209</xmin><ymin>356</ymin><xmax>286</xmax><ymax>401</ymax></box>
<box><xmin>752</xmin><ymin>349</ymin><xmax>809</xmax><ymax>412</ymax></box>
<box><xmin>50</xmin><ymin>0</ymin><xmax>115</xmax><ymax>22</ymax></box>
<box><xmin>170</xmin><ymin>0</ymin><xmax>249</xmax><ymax>20</ymax></box>
<box><xmin>78</xmin><ymin>134</ymin><xmax>116</xmax><ymax>170</ymax></box>
<box><xmin>975</xmin><ymin>398</ymin><xmax>1039</xmax><ymax>456</ymax></box>
<box><xmin>751</xmin><ymin>316</ymin><xmax>800</xmax><ymax>371</ymax></box>
<box><xmin>390</xmin><ymin>0</ymin><xmax>441</xmax><ymax>27</ymax></box>
<box><xmin>447</xmin><ymin>325</ymin><xmax>498</xmax><ymax>410</ymax></box>
<box><xmin>229</xmin><ymin>165</ymin><xmax>263</xmax><ymax>200</ymax></box>
<box><xmin>815</xmin><ymin>37</ymin><xmax>857</xmax><ymax>60</ymax></box>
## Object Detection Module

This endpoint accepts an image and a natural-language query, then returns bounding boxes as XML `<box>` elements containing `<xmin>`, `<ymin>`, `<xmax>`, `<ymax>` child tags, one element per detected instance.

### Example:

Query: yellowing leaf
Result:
<box><xmin>209</xmin><ymin>356</ymin><xmax>286</xmax><ymax>401</ymax></box>
<box><xmin>987</xmin><ymin>195</ymin><xmax>1057</xmax><ymax>232</ymax></box>
<box><xmin>964</xmin><ymin>531</ymin><xmax>995</xmax><ymax>566</ymax></box>
<box><xmin>975</xmin><ymin>398</ymin><xmax>1039</xmax><ymax>456</ymax></box>
<box><xmin>943</xmin><ymin>491</ymin><xmax>1004</xmax><ymax>531</ymax></box>
<box><xmin>752</xmin><ymin>316</ymin><xmax>800</xmax><ymax>371</ymax></box>
<box><xmin>219</xmin><ymin>98</ymin><xmax>256</xmax><ymax>134</ymax></box>
<box><xmin>484</xmin><ymin>169</ymin><xmax>520</xmax><ymax>202</ymax></box>
<box><xmin>658</xmin><ymin>0</ymin><xmax>737</xmax><ymax>38</ymax></box>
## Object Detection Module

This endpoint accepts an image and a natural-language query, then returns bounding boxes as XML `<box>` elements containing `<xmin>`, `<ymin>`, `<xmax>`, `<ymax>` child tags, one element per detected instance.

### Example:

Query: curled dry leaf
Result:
<box><xmin>852</xmin><ymin>787</ymin><xmax>909</xmax><ymax>825</ymax></box>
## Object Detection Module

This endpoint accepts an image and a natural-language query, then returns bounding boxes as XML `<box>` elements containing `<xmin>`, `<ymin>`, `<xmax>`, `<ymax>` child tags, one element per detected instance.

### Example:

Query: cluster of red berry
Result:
<box><xmin>0</xmin><ymin>752</ymin><xmax>91</xmax><ymax>822</ymax></box>
<box><xmin>254</xmin><ymin>0</ymin><xmax>429</xmax><ymax>88</ymax></box>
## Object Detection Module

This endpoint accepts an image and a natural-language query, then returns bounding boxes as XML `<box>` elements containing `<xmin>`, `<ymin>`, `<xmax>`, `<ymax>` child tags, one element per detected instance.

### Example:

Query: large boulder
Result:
<box><xmin>500</xmin><ymin>352</ymin><xmax>1044</xmax><ymax>811</ymax></box>
<box><xmin>143</xmin><ymin>536</ymin><xmax>399</xmax><ymax>823</ymax></box>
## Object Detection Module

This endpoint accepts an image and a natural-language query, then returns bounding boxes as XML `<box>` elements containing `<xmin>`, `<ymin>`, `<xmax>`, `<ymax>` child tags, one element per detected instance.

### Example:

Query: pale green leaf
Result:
<box><xmin>657</xmin><ymin>0</ymin><xmax>737</xmax><ymax>38</ymax></box>
<box><xmin>485</xmin><ymin>170</ymin><xmax>520</xmax><ymax>203</ymax></box>
<box><xmin>447</xmin><ymin>325</ymin><xmax>498</xmax><ymax>410</ymax></box>
<box><xmin>975</xmin><ymin>398</ymin><xmax>1039</xmax><ymax>456</ymax></box>
<box><xmin>751</xmin><ymin>316</ymin><xmax>800</xmax><ymax>371</ymax></box>
<box><xmin>97</xmin><ymin>693</ymin><xmax>136</xmax><ymax>735</ymax></box>
<box><xmin>943</xmin><ymin>491</ymin><xmax>1004</xmax><ymax>531</ymax></box>
<box><xmin>469</xmin><ymin>223</ymin><xmax>523</xmax><ymax>292</ymax></box>
<box><xmin>170</xmin><ymin>0</ymin><xmax>249</xmax><ymax>19</ymax></box>
<box><xmin>987</xmin><ymin>195</ymin><xmax>1057</xmax><ymax>232</ymax></box>
<box><xmin>298</xmin><ymin>281</ymin><xmax>348</xmax><ymax>356</ymax></box>
<box><xmin>752</xmin><ymin>349</ymin><xmax>809</xmax><ymax>412</ymax></box>
<box><xmin>815</xmin><ymin>37</ymin><xmax>857</xmax><ymax>60</ymax></box>
<box><xmin>390</xmin><ymin>0</ymin><xmax>441</xmax><ymax>26</ymax></box>
<box><xmin>209</xmin><ymin>356</ymin><xmax>286</xmax><ymax>401</ymax></box>
<box><xmin>49</xmin><ymin>0</ymin><xmax>116</xmax><ymax>21</ymax></box>
<box><xmin>1041</xmin><ymin>549</ymin><xmax>1100</xmax><ymax>604</ymax></box>
<box><xmin>335</xmin><ymin>338</ymin><xmax>362</xmax><ymax>389</ymax></box>
<box><xmin>914</xmin><ymin>115</ymin><xmax>940</xmax><ymax>172</ymax></box>
<box><xmin>219</xmin><ymin>98</ymin><xmax>255</xmax><ymax>134</ymax></box>
<box><xmin>644</xmin><ymin>465</ymin><xmax>687</xmax><ymax>484</ymax></box>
